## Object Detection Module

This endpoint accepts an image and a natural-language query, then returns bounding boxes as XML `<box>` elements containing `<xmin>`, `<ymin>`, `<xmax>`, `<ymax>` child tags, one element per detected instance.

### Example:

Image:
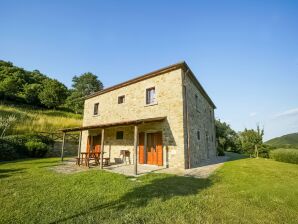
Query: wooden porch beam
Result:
<box><xmin>133</xmin><ymin>125</ymin><xmax>138</xmax><ymax>175</ymax></box>
<box><xmin>61</xmin><ymin>132</ymin><xmax>66</xmax><ymax>161</ymax></box>
<box><xmin>100</xmin><ymin>129</ymin><xmax>105</xmax><ymax>169</ymax></box>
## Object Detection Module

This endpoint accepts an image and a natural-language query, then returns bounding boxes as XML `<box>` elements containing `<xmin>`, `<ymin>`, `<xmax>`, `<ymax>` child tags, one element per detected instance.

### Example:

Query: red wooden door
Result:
<box><xmin>156</xmin><ymin>132</ymin><xmax>163</xmax><ymax>166</ymax></box>
<box><xmin>146</xmin><ymin>132</ymin><xmax>162</xmax><ymax>166</ymax></box>
<box><xmin>139</xmin><ymin>132</ymin><xmax>145</xmax><ymax>164</ymax></box>
<box><xmin>93</xmin><ymin>135</ymin><xmax>101</xmax><ymax>153</ymax></box>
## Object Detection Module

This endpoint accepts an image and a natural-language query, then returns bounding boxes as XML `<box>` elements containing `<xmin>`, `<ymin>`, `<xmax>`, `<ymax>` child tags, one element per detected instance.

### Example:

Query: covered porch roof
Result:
<box><xmin>60</xmin><ymin>116</ymin><xmax>167</xmax><ymax>133</ymax></box>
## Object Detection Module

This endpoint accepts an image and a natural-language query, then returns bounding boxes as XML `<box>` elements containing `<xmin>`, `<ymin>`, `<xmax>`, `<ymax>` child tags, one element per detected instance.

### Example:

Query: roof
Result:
<box><xmin>86</xmin><ymin>61</ymin><xmax>216</xmax><ymax>109</ymax></box>
<box><xmin>60</xmin><ymin>116</ymin><xmax>166</xmax><ymax>133</ymax></box>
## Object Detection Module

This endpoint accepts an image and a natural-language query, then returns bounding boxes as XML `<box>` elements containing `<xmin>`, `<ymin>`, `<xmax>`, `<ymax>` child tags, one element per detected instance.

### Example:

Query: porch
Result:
<box><xmin>60</xmin><ymin>117</ymin><xmax>168</xmax><ymax>175</ymax></box>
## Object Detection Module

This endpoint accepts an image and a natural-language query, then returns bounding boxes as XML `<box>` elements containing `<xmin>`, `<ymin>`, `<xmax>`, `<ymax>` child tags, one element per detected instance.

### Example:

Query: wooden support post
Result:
<box><xmin>100</xmin><ymin>129</ymin><xmax>105</xmax><ymax>169</ymax></box>
<box><xmin>77</xmin><ymin>131</ymin><xmax>82</xmax><ymax>164</ymax></box>
<box><xmin>61</xmin><ymin>132</ymin><xmax>66</xmax><ymax>162</ymax></box>
<box><xmin>133</xmin><ymin>125</ymin><xmax>138</xmax><ymax>175</ymax></box>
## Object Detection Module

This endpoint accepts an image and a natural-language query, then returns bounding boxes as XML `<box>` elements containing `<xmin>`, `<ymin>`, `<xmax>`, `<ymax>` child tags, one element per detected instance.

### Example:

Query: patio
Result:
<box><xmin>50</xmin><ymin>155</ymin><xmax>229</xmax><ymax>178</ymax></box>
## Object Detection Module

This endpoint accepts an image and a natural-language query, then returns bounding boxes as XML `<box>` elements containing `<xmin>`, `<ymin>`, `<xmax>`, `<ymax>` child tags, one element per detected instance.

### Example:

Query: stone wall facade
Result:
<box><xmin>182</xmin><ymin>71</ymin><xmax>217</xmax><ymax>168</ymax></box>
<box><xmin>81</xmin><ymin>69</ymin><xmax>186</xmax><ymax>169</ymax></box>
<box><xmin>81</xmin><ymin>65</ymin><xmax>216</xmax><ymax>169</ymax></box>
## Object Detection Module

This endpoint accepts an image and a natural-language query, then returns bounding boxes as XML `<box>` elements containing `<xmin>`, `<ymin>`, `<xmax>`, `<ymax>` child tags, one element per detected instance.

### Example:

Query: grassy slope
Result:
<box><xmin>266</xmin><ymin>133</ymin><xmax>298</xmax><ymax>147</ymax></box>
<box><xmin>0</xmin><ymin>104</ymin><xmax>82</xmax><ymax>134</ymax></box>
<box><xmin>0</xmin><ymin>156</ymin><xmax>297</xmax><ymax>224</ymax></box>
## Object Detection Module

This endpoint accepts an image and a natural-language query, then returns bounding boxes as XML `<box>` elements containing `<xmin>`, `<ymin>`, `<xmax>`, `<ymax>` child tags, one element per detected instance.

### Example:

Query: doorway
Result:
<box><xmin>139</xmin><ymin>132</ymin><xmax>163</xmax><ymax>166</ymax></box>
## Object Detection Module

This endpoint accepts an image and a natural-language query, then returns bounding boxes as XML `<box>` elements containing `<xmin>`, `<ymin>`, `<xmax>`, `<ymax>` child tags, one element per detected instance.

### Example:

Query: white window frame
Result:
<box><xmin>145</xmin><ymin>87</ymin><xmax>157</xmax><ymax>106</ymax></box>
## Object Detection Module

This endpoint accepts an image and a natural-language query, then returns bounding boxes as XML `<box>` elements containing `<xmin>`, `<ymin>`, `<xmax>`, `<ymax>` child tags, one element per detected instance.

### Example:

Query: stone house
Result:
<box><xmin>62</xmin><ymin>61</ymin><xmax>216</xmax><ymax>171</ymax></box>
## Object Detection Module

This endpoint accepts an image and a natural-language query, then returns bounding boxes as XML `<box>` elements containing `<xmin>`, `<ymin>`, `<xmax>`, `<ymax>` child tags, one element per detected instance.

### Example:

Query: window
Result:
<box><xmin>195</xmin><ymin>95</ymin><xmax>199</xmax><ymax>111</ymax></box>
<box><xmin>197</xmin><ymin>130</ymin><xmax>200</xmax><ymax>140</ymax></box>
<box><xmin>93</xmin><ymin>103</ymin><xmax>99</xmax><ymax>115</ymax></box>
<box><xmin>116</xmin><ymin>131</ymin><xmax>124</xmax><ymax>140</ymax></box>
<box><xmin>146</xmin><ymin>87</ymin><xmax>156</xmax><ymax>105</ymax></box>
<box><xmin>118</xmin><ymin>95</ymin><xmax>125</xmax><ymax>104</ymax></box>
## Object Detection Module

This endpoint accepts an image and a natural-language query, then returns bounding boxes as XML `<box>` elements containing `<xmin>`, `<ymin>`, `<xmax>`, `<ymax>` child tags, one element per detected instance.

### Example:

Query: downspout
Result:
<box><xmin>183</xmin><ymin>69</ymin><xmax>191</xmax><ymax>169</ymax></box>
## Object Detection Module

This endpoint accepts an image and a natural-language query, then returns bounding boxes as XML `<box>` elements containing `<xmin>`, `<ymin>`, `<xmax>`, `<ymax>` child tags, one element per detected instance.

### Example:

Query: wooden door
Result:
<box><xmin>138</xmin><ymin>132</ymin><xmax>145</xmax><ymax>164</ymax></box>
<box><xmin>146</xmin><ymin>132</ymin><xmax>163</xmax><ymax>166</ymax></box>
<box><xmin>93</xmin><ymin>135</ymin><xmax>101</xmax><ymax>153</ymax></box>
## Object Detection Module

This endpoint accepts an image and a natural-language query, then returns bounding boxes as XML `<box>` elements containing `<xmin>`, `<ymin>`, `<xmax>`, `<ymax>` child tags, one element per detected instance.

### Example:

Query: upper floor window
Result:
<box><xmin>146</xmin><ymin>87</ymin><xmax>156</xmax><ymax>105</ymax></box>
<box><xmin>118</xmin><ymin>95</ymin><xmax>125</xmax><ymax>104</ymax></box>
<box><xmin>93</xmin><ymin>103</ymin><xmax>99</xmax><ymax>115</ymax></box>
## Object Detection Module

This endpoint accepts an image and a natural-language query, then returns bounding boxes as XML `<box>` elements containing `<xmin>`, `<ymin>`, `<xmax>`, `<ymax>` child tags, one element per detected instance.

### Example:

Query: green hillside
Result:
<box><xmin>266</xmin><ymin>133</ymin><xmax>298</xmax><ymax>148</ymax></box>
<box><xmin>0</xmin><ymin>103</ymin><xmax>82</xmax><ymax>135</ymax></box>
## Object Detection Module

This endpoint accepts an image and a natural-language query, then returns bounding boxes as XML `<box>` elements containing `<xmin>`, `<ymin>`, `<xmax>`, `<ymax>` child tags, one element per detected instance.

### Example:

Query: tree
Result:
<box><xmin>65</xmin><ymin>72</ymin><xmax>103</xmax><ymax>113</ymax></box>
<box><xmin>239</xmin><ymin>125</ymin><xmax>264</xmax><ymax>158</ymax></box>
<box><xmin>23</xmin><ymin>83</ymin><xmax>42</xmax><ymax>104</ymax></box>
<box><xmin>38</xmin><ymin>79</ymin><xmax>68</xmax><ymax>108</ymax></box>
<box><xmin>72</xmin><ymin>72</ymin><xmax>103</xmax><ymax>96</ymax></box>
<box><xmin>0</xmin><ymin>76</ymin><xmax>21</xmax><ymax>99</ymax></box>
<box><xmin>215</xmin><ymin>119</ymin><xmax>241</xmax><ymax>154</ymax></box>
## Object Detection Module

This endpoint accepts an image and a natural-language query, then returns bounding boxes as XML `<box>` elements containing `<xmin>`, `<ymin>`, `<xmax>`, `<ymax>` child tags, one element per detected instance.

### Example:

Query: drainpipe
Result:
<box><xmin>183</xmin><ymin>69</ymin><xmax>191</xmax><ymax>169</ymax></box>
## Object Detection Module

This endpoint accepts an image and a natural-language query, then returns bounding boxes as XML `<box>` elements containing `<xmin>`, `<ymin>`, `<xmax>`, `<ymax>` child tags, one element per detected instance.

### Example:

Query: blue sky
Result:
<box><xmin>1</xmin><ymin>0</ymin><xmax>297</xmax><ymax>140</ymax></box>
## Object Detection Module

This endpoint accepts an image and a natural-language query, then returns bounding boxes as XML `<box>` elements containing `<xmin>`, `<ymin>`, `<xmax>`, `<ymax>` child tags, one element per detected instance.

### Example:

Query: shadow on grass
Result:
<box><xmin>50</xmin><ymin>174</ymin><xmax>213</xmax><ymax>223</ymax></box>
<box><xmin>0</xmin><ymin>168</ymin><xmax>26</xmax><ymax>179</ymax></box>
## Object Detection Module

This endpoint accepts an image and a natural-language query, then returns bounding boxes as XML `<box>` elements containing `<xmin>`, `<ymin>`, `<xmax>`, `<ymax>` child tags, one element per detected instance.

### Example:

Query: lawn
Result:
<box><xmin>0</xmin><ymin>156</ymin><xmax>297</xmax><ymax>224</ymax></box>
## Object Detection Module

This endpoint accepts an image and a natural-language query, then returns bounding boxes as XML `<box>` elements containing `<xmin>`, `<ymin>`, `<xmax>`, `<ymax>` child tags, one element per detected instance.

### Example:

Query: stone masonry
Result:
<box><xmin>81</xmin><ymin>62</ymin><xmax>216</xmax><ymax>169</ymax></box>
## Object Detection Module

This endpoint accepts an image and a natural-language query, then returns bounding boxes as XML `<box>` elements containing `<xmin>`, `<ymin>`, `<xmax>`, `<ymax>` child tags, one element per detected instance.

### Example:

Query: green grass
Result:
<box><xmin>270</xmin><ymin>148</ymin><xmax>298</xmax><ymax>164</ymax></box>
<box><xmin>0</xmin><ymin>104</ymin><xmax>82</xmax><ymax>134</ymax></box>
<box><xmin>0</xmin><ymin>156</ymin><xmax>297</xmax><ymax>223</ymax></box>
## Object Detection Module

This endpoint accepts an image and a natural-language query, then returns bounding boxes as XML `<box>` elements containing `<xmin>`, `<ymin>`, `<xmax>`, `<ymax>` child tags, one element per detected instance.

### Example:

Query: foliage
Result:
<box><xmin>239</xmin><ymin>125</ymin><xmax>264</xmax><ymax>157</ymax></box>
<box><xmin>269</xmin><ymin>148</ymin><xmax>298</xmax><ymax>164</ymax></box>
<box><xmin>65</xmin><ymin>72</ymin><xmax>103</xmax><ymax>113</ymax></box>
<box><xmin>0</xmin><ymin>104</ymin><xmax>81</xmax><ymax>135</ymax></box>
<box><xmin>0</xmin><ymin>157</ymin><xmax>298</xmax><ymax>223</ymax></box>
<box><xmin>23</xmin><ymin>83</ymin><xmax>42</xmax><ymax>104</ymax></box>
<box><xmin>0</xmin><ymin>60</ymin><xmax>104</xmax><ymax>113</ymax></box>
<box><xmin>25</xmin><ymin>141</ymin><xmax>48</xmax><ymax>157</ymax></box>
<box><xmin>0</xmin><ymin>134</ymin><xmax>54</xmax><ymax>161</ymax></box>
<box><xmin>215</xmin><ymin>119</ymin><xmax>241</xmax><ymax>154</ymax></box>
<box><xmin>0</xmin><ymin>115</ymin><xmax>17</xmax><ymax>137</ymax></box>
<box><xmin>38</xmin><ymin>79</ymin><xmax>68</xmax><ymax>108</ymax></box>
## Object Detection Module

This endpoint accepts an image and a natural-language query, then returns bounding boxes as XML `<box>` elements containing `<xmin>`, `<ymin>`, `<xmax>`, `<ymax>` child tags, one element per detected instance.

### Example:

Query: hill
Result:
<box><xmin>266</xmin><ymin>133</ymin><xmax>298</xmax><ymax>148</ymax></box>
<box><xmin>0</xmin><ymin>103</ymin><xmax>82</xmax><ymax>135</ymax></box>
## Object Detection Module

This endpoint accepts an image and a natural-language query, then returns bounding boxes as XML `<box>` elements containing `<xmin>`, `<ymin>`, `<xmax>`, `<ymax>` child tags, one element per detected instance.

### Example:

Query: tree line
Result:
<box><xmin>215</xmin><ymin>119</ymin><xmax>273</xmax><ymax>157</ymax></box>
<box><xmin>0</xmin><ymin>60</ymin><xmax>103</xmax><ymax>113</ymax></box>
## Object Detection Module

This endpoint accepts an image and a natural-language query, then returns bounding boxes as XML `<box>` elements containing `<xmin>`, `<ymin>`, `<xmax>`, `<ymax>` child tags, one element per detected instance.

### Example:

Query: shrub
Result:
<box><xmin>25</xmin><ymin>141</ymin><xmax>48</xmax><ymax>157</ymax></box>
<box><xmin>269</xmin><ymin>148</ymin><xmax>298</xmax><ymax>164</ymax></box>
<box><xmin>217</xmin><ymin>146</ymin><xmax>225</xmax><ymax>156</ymax></box>
<box><xmin>0</xmin><ymin>134</ymin><xmax>53</xmax><ymax>161</ymax></box>
<box><xmin>0</xmin><ymin>138</ymin><xmax>22</xmax><ymax>161</ymax></box>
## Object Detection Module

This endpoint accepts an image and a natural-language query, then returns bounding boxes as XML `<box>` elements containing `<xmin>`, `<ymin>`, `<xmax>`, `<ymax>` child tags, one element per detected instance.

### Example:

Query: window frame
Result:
<box><xmin>93</xmin><ymin>103</ymin><xmax>99</xmax><ymax>116</ymax></box>
<box><xmin>116</xmin><ymin>131</ymin><xmax>124</xmax><ymax>140</ymax></box>
<box><xmin>145</xmin><ymin>87</ymin><xmax>156</xmax><ymax>105</ymax></box>
<box><xmin>118</xmin><ymin>95</ymin><xmax>125</xmax><ymax>104</ymax></box>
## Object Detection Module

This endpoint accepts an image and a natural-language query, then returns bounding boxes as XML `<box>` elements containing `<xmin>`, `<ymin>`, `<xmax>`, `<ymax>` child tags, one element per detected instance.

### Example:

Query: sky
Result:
<box><xmin>1</xmin><ymin>0</ymin><xmax>297</xmax><ymax>140</ymax></box>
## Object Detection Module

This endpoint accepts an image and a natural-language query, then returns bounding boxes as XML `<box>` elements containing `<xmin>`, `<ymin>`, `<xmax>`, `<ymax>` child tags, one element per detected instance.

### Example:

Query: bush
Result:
<box><xmin>0</xmin><ymin>138</ymin><xmax>22</xmax><ymax>161</ymax></box>
<box><xmin>269</xmin><ymin>148</ymin><xmax>298</xmax><ymax>164</ymax></box>
<box><xmin>217</xmin><ymin>146</ymin><xmax>225</xmax><ymax>156</ymax></box>
<box><xmin>25</xmin><ymin>141</ymin><xmax>48</xmax><ymax>157</ymax></box>
<box><xmin>0</xmin><ymin>134</ymin><xmax>54</xmax><ymax>161</ymax></box>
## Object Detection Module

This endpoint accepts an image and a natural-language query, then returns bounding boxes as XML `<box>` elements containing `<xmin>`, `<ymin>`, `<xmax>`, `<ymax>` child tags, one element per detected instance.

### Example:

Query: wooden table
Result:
<box><xmin>79</xmin><ymin>152</ymin><xmax>106</xmax><ymax>167</ymax></box>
